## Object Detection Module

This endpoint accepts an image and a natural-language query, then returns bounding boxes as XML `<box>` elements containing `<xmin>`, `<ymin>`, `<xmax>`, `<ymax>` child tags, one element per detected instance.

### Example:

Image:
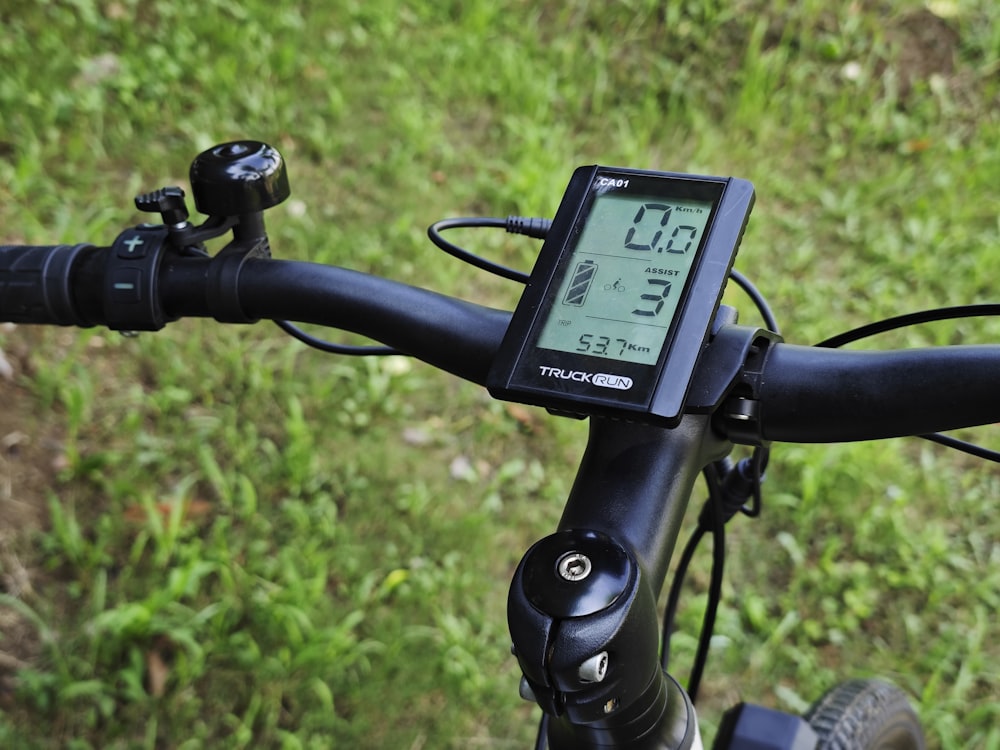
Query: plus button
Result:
<box><xmin>116</xmin><ymin>233</ymin><xmax>149</xmax><ymax>260</ymax></box>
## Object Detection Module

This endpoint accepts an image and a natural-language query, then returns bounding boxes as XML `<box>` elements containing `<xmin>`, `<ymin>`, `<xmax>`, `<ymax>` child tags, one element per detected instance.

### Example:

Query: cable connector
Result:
<box><xmin>505</xmin><ymin>216</ymin><xmax>551</xmax><ymax>240</ymax></box>
<box><xmin>699</xmin><ymin>452</ymin><xmax>768</xmax><ymax>531</ymax></box>
<box><xmin>718</xmin><ymin>456</ymin><xmax>762</xmax><ymax>519</ymax></box>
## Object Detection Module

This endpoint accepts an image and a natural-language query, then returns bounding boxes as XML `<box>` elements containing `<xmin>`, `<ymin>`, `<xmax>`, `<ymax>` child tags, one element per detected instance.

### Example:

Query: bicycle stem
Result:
<box><xmin>509</xmin><ymin>415</ymin><xmax>730</xmax><ymax>749</ymax></box>
<box><xmin>560</xmin><ymin>416</ymin><xmax>730</xmax><ymax>593</ymax></box>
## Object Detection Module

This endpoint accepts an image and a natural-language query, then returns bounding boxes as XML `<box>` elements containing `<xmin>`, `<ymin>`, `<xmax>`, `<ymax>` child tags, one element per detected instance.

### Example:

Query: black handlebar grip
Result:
<box><xmin>0</xmin><ymin>244</ymin><xmax>94</xmax><ymax>325</ymax></box>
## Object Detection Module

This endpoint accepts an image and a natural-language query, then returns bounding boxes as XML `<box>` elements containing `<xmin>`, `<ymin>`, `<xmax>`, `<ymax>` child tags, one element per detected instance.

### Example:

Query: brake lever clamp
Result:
<box><xmin>190</xmin><ymin>141</ymin><xmax>290</xmax><ymax>323</ymax></box>
<box><xmin>135</xmin><ymin>187</ymin><xmax>238</xmax><ymax>256</ymax></box>
<box><xmin>683</xmin><ymin>314</ymin><xmax>782</xmax><ymax>446</ymax></box>
<box><xmin>111</xmin><ymin>141</ymin><xmax>291</xmax><ymax>329</ymax></box>
<box><xmin>137</xmin><ymin>139</ymin><xmax>290</xmax><ymax>247</ymax></box>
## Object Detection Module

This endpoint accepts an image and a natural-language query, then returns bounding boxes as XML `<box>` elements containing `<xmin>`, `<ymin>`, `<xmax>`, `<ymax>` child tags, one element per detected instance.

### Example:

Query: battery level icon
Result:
<box><xmin>563</xmin><ymin>260</ymin><xmax>597</xmax><ymax>306</ymax></box>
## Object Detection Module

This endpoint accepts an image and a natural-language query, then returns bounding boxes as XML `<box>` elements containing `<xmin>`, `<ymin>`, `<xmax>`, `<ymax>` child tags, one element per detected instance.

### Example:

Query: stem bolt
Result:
<box><xmin>578</xmin><ymin>651</ymin><xmax>609</xmax><ymax>683</ymax></box>
<box><xmin>556</xmin><ymin>551</ymin><xmax>592</xmax><ymax>582</ymax></box>
<box><xmin>519</xmin><ymin>676</ymin><xmax>537</xmax><ymax>702</ymax></box>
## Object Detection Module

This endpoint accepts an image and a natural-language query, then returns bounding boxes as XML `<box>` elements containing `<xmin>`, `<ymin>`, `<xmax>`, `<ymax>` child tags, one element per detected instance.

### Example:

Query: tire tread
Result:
<box><xmin>804</xmin><ymin>679</ymin><xmax>925</xmax><ymax>750</ymax></box>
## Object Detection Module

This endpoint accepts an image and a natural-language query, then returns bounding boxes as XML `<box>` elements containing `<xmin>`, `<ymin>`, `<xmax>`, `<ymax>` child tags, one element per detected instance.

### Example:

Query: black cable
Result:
<box><xmin>273</xmin><ymin>319</ymin><xmax>397</xmax><ymax>356</ymax></box>
<box><xmin>814</xmin><ymin>303</ymin><xmax>1000</xmax><ymax>348</ymax></box>
<box><xmin>919</xmin><ymin>432</ymin><xmax>1000</xmax><ymax>463</ymax></box>
<box><xmin>730</xmin><ymin>268</ymin><xmax>780</xmax><ymax>335</ymax></box>
<box><xmin>814</xmin><ymin>305</ymin><xmax>1000</xmax><ymax>462</ymax></box>
<box><xmin>660</xmin><ymin>522</ymin><xmax>707</xmax><ymax>674</ymax></box>
<box><xmin>274</xmin><ymin>213</ymin><xmax>550</xmax><ymax>354</ymax></box>
<box><xmin>740</xmin><ymin>447</ymin><xmax>768</xmax><ymax>518</ymax></box>
<box><xmin>427</xmin><ymin>216</ymin><xmax>551</xmax><ymax>283</ymax></box>
<box><xmin>687</xmin><ymin>487</ymin><xmax>725</xmax><ymax>705</ymax></box>
<box><xmin>661</xmin><ymin>450</ymin><xmax>770</xmax><ymax>704</ymax></box>
<box><xmin>659</xmin><ymin>484</ymin><xmax>725</xmax><ymax>706</ymax></box>
<box><xmin>534</xmin><ymin>712</ymin><xmax>549</xmax><ymax>750</ymax></box>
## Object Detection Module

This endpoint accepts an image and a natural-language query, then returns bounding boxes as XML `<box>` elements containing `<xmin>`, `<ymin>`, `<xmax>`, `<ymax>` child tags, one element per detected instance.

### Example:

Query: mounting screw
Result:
<box><xmin>578</xmin><ymin>651</ymin><xmax>609</xmax><ymax>684</ymax></box>
<box><xmin>556</xmin><ymin>551</ymin><xmax>592</xmax><ymax>582</ymax></box>
<box><xmin>519</xmin><ymin>676</ymin><xmax>536</xmax><ymax>702</ymax></box>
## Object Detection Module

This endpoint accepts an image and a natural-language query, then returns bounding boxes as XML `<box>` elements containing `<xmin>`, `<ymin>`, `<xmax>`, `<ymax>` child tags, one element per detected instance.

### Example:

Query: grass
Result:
<box><xmin>1</xmin><ymin>0</ymin><xmax>999</xmax><ymax>747</ymax></box>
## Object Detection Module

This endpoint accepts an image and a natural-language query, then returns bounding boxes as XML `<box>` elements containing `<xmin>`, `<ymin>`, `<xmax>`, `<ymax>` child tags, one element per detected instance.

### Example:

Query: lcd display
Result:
<box><xmin>487</xmin><ymin>165</ymin><xmax>754</xmax><ymax>426</ymax></box>
<box><xmin>536</xmin><ymin>191</ymin><xmax>713</xmax><ymax>366</ymax></box>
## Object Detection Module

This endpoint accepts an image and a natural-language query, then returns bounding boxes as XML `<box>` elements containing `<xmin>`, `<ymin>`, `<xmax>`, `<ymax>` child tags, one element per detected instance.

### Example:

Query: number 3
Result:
<box><xmin>633</xmin><ymin>278</ymin><xmax>671</xmax><ymax>317</ymax></box>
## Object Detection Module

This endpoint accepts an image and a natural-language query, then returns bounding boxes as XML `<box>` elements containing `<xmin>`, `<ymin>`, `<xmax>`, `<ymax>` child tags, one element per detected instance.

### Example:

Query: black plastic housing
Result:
<box><xmin>488</xmin><ymin>165</ymin><xmax>754</xmax><ymax>427</ymax></box>
<box><xmin>713</xmin><ymin>704</ymin><xmax>818</xmax><ymax>750</ymax></box>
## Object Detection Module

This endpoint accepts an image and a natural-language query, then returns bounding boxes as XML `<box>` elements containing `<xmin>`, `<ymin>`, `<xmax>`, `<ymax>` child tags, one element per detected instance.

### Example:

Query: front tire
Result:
<box><xmin>804</xmin><ymin>679</ymin><xmax>925</xmax><ymax>750</ymax></box>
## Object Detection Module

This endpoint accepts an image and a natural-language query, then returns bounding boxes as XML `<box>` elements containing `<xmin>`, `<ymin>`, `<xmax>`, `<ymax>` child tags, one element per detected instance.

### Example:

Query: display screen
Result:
<box><xmin>487</xmin><ymin>165</ymin><xmax>754</xmax><ymax>426</ymax></box>
<box><xmin>536</xmin><ymin>189</ymin><xmax>714</xmax><ymax>366</ymax></box>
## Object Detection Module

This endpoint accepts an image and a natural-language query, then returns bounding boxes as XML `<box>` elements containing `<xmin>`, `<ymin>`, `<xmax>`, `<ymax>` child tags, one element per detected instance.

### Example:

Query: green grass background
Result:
<box><xmin>1</xmin><ymin>0</ymin><xmax>998</xmax><ymax>747</ymax></box>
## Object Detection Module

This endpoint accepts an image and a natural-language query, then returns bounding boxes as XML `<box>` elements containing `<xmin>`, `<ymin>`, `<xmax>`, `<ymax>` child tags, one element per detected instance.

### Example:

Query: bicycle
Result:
<box><xmin>3</xmin><ymin>140</ymin><xmax>998</xmax><ymax>748</ymax></box>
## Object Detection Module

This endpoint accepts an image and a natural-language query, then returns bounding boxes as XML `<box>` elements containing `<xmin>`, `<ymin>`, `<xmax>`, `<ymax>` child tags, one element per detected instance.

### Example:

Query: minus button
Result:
<box><xmin>110</xmin><ymin>269</ymin><xmax>143</xmax><ymax>302</ymax></box>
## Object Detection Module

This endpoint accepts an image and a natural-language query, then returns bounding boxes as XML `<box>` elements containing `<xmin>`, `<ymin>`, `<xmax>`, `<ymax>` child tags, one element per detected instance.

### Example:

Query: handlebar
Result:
<box><xmin>3</xmin><ymin>241</ymin><xmax>999</xmax><ymax>444</ymax></box>
<box><xmin>4</xmin><ymin>175</ymin><xmax>999</xmax><ymax>749</ymax></box>
<box><xmin>0</xmin><ymin>243</ymin><xmax>98</xmax><ymax>326</ymax></box>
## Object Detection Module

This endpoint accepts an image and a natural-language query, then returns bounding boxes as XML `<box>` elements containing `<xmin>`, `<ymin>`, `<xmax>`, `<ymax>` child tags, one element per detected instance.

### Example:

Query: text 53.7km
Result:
<box><xmin>576</xmin><ymin>334</ymin><xmax>652</xmax><ymax>357</ymax></box>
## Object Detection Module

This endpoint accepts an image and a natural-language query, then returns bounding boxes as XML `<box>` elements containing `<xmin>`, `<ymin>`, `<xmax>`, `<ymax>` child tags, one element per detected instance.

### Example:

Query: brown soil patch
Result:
<box><xmin>0</xmin><ymin>332</ymin><xmax>67</xmax><ymax>696</ymax></box>
<box><xmin>887</xmin><ymin>8</ymin><xmax>962</xmax><ymax>100</ymax></box>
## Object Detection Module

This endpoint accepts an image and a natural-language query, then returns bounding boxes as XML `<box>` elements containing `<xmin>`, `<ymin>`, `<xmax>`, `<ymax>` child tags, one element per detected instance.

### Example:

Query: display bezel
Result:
<box><xmin>488</xmin><ymin>165</ymin><xmax>754</xmax><ymax>426</ymax></box>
